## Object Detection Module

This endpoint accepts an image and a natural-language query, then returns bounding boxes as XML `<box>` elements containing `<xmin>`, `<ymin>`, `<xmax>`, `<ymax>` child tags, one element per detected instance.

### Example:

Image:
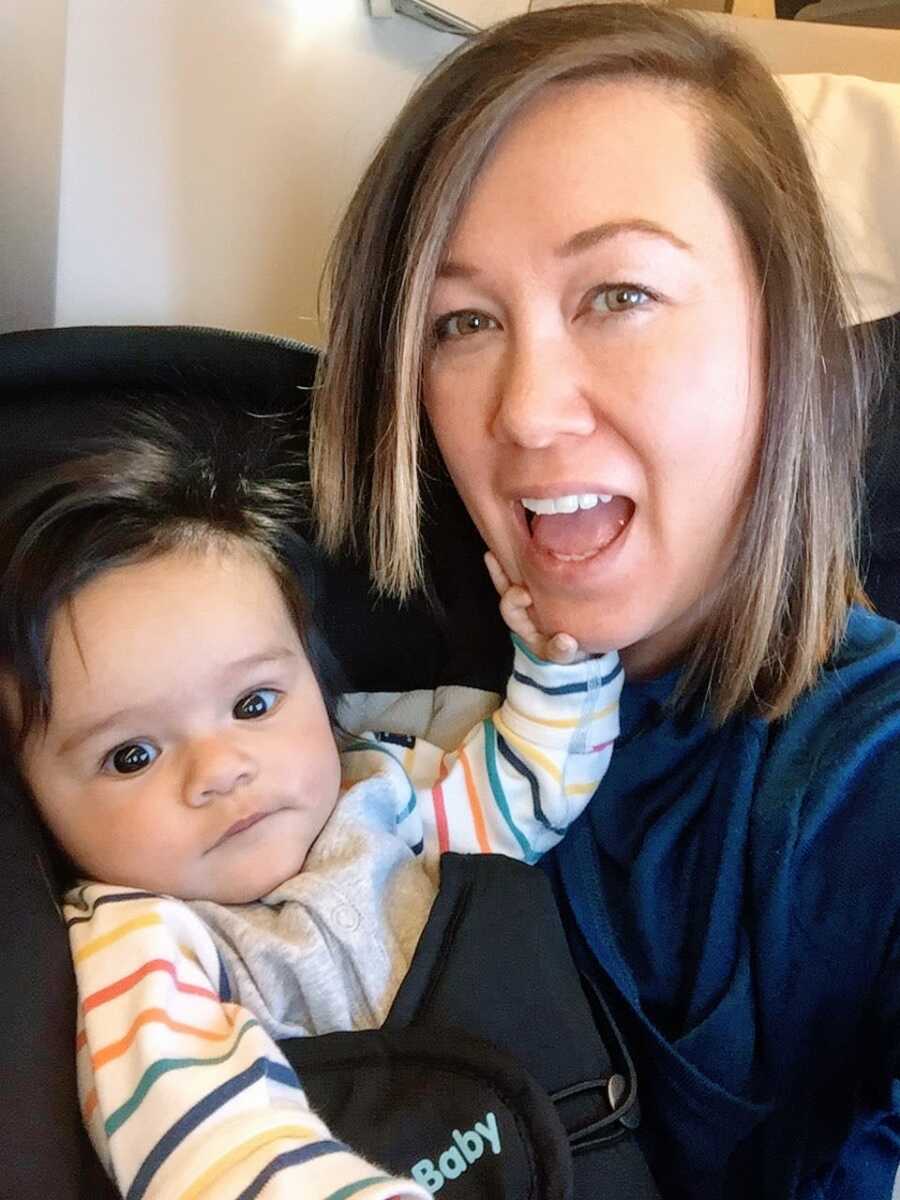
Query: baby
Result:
<box><xmin>0</xmin><ymin>409</ymin><xmax>622</xmax><ymax>1200</ymax></box>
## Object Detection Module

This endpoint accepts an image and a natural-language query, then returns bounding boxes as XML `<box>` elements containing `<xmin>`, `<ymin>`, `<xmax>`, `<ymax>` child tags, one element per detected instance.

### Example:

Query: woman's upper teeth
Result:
<box><xmin>521</xmin><ymin>493</ymin><xmax>613</xmax><ymax>514</ymax></box>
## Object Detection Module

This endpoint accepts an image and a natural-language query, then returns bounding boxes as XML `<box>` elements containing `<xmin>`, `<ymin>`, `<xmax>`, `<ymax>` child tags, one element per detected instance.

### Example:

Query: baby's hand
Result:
<box><xmin>484</xmin><ymin>551</ymin><xmax>585</xmax><ymax>664</ymax></box>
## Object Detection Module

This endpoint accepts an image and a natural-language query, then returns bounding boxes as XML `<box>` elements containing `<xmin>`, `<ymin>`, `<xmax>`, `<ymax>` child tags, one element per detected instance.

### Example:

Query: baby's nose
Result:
<box><xmin>183</xmin><ymin>737</ymin><xmax>257</xmax><ymax>806</ymax></box>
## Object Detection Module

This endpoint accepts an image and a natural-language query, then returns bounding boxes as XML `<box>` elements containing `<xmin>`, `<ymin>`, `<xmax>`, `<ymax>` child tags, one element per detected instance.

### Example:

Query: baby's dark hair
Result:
<box><xmin>0</xmin><ymin>402</ymin><xmax>338</xmax><ymax>752</ymax></box>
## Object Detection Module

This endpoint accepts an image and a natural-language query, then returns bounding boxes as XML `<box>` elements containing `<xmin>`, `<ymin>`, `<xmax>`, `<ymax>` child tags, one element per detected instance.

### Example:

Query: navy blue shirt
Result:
<box><xmin>551</xmin><ymin>607</ymin><xmax>900</xmax><ymax>1199</ymax></box>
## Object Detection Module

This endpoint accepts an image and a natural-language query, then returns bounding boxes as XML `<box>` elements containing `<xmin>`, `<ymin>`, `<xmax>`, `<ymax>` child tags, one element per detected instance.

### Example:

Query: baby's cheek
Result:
<box><xmin>312</xmin><ymin>748</ymin><xmax>343</xmax><ymax>810</ymax></box>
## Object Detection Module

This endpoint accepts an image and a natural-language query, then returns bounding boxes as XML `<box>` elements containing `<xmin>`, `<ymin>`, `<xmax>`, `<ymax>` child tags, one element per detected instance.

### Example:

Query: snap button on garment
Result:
<box><xmin>333</xmin><ymin>904</ymin><xmax>360</xmax><ymax>932</ymax></box>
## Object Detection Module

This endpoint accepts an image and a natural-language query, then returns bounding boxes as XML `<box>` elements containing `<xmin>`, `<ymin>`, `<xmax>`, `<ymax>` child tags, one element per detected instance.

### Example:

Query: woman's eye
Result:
<box><xmin>233</xmin><ymin>688</ymin><xmax>281</xmax><ymax>721</ymax></box>
<box><xmin>589</xmin><ymin>285</ymin><xmax>652</xmax><ymax>315</ymax></box>
<box><xmin>103</xmin><ymin>741</ymin><xmax>159</xmax><ymax>776</ymax></box>
<box><xmin>433</xmin><ymin>310</ymin><xmax>498</xmax><ymax>342</ymax></box>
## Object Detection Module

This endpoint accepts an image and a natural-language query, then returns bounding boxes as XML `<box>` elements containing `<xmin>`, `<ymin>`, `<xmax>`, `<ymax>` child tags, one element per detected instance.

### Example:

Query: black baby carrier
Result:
<box><xmin>287</xmin><ymin>851</ymin><xmax>659</xmax><ymax>1199</ymax></box>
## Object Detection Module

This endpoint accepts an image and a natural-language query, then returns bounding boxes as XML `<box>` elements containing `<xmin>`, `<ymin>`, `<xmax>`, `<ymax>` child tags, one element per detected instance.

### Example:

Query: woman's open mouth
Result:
<box><xmin>519</xmin><ymin>491</ymin><xmax>635</xmax><ymax>562</ymax></box>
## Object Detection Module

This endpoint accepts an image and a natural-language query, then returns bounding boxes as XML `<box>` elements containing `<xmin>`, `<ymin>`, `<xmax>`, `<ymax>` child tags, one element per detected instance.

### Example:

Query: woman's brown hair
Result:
<box><xmin>311</xmin><ymin>2</ymin><xmax>881</xmax><ymax>721</ymax></box>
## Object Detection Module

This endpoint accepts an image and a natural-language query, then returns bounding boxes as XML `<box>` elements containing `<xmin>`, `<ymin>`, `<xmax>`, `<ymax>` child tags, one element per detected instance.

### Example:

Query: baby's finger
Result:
<box><xmin>499</xmin><ymin>586</ymin><xmax>537</xmax><ymax>637</ymax></box>
<box><xmin>546</xmin><ymin>633</ymin><xmax>581</xmax><ymax>664</ymax></box>
<box><xmin>500</xmin><ymin>585</ymin><xmax>533</xmax><ymax>619</ymax></box>
<box><xmin>484</xmin><ymin>551</ymin><xmax>510</xmax><ymax>597</ymax></box>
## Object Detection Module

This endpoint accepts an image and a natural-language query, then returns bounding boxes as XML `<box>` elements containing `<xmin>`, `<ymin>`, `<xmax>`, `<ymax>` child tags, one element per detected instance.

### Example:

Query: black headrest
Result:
<box><xmin>0</xmin><ymin>324</ymin><xmax>317</xmax><ymax>486</ymax></box>
<box><xmin>863</xmin><ymin>313</ymin><xmax>900</xmax><ymax>618</ymax></box>
<box><xmin>0</xmin><ymin>324</ymin><xmax>506</xmax><ymax>693</ymax></box>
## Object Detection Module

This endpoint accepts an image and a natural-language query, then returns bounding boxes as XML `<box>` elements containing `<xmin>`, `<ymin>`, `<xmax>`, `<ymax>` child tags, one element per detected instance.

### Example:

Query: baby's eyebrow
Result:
<box><xmin>57</xmin><ymin>705</ymin><xmax>150</xmax><ymax>758</ymax></box>
<box><xmin>222</xmin><ymin>647</ymin><xmax>297</xmax><ymax>676</ymax></box>
<box><xmin>56</xmin><ymin>645</ymin><xmax>298</xmax><ymax>756</ymax></box>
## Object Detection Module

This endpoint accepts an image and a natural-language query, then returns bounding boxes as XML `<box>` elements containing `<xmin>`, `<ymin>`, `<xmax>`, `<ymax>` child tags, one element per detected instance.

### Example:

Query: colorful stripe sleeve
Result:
<box><xmin>66</xmin><ymin>883</ymin><xmax>429</xmax><ymax>1200</ymax></box>
<box><xmin>367</xmin><ymin>639</ymin><xmax>623</xmax><ymax>870</ymax></box>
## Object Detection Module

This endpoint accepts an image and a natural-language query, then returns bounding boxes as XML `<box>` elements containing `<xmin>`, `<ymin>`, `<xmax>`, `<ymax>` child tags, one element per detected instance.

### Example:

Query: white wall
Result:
<box><xmin>46</xmin><ymin>1</ymin><xmax>900</xmax><ymax>340</ymax></box>
<box><xmin>0</xmin><ymin>0</ymin><xmax>67</xmax><ymax>333</ymax></box>
<box><xmin>54</xmin><ymin>0</ymin><xmax>462</xmax><ymax>343</ymax></box>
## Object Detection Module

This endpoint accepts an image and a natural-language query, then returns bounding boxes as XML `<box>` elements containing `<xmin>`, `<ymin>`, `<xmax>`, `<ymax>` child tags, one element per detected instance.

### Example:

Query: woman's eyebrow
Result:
<box><xmin>437</xmin><ymin>217</ymin><xmax>693</xmax><ymax>280</ymax></box>
<box><xmin>557</xmin><ymin>219</ymin><xmax>693</xmax><ymax>258</ymax></box>
<box><xmin>436</xmin><ymin>258</ymin><xmax>482</xmax><ymax>281</ymax></box>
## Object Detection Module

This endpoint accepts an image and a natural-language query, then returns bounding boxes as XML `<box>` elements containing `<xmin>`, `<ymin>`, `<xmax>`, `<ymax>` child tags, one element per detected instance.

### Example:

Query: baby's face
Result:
<box><xmin>19</xmin><ymin>541</ymin><xmax>341</xmax><ymax>903</ymax></box>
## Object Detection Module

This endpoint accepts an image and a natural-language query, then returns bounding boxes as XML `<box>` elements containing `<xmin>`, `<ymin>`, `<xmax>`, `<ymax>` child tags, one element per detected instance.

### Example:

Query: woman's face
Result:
<box><xmin>423</xmin><ymin>80</ymin><xmax>765</xmax><ymax>675</ymax></box>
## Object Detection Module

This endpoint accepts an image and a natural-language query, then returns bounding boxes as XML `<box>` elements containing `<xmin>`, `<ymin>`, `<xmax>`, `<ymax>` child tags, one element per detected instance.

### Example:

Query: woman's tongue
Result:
<box><xmin>529</xmin><ymin>495</ymin><xmax>632</xmax><ymax>560</ymax></box>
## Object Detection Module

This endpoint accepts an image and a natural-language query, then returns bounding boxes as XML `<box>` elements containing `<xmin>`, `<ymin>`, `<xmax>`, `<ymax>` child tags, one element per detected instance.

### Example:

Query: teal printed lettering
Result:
<box><xmin>411</xmin><ymin>1159</ymin><xmax>444</xmax><ymax>1192</ymax></box>
<box><xmin>437</xmin><ymin>1146</ymin><xmax>466</xmax><ymax>1179</ymax></box>
<box><xmin>452</xmin><ymin>1125</ymin><xmax>484</xmax><ymax>1164</ymax></box>
<box><xmin>410</xmin><ymin>1111</ymin><xmax>501</xmax><ymax>1193</ymax></box>
<box><xmin>474</xmin><ymin>1111</ymin><xmax>500</xmax><ymax>1156</ymax></box>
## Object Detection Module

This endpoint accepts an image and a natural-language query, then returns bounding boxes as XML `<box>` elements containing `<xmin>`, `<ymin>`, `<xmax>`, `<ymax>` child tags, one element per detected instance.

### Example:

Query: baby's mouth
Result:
<box><xmin>521</xmin><ymin>492</ymin><xmax>634</xmax><ymax>561</ymax></box>
<box><xmin>208</xmin><ymin>809</ymin><xmax>271</xmax><ymax>852</ymax></box>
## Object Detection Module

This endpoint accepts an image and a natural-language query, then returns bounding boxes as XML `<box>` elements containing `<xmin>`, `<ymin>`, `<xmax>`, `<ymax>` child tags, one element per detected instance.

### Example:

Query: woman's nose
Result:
<box><xmin>491</xmin><ymin>335</ymin><xmax>597</xmax><ymax>448</ymax></box>
<box><xmin>182</xmin><ymin>737</ymin><xmax>258</xmax><ymax>807</ymax></box>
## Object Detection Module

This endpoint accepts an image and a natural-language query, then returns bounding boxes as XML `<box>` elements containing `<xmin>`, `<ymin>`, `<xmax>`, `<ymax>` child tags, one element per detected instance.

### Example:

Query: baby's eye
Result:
<box><xmin>433</xmin><ymin>310</ymin><xmax>499</xmax><ymax>342</ymax></box>
<box><xmin>102</xmin><ymin>741</ymin><xmax>159</xmax><ymax>776</ymax></box>
<box><xmin>589</xmin><ymin>285</ymin><xmax>652</xmax><ymax>315</ymax></box>
<box><xmin>233</xmin><ymin>688</ymin><xmax>282</xmax><ymax>720</ymax></box>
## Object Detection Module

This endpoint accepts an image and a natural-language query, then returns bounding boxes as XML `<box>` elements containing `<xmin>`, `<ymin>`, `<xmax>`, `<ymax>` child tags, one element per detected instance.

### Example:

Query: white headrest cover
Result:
<box><xmin>780</xmin><ymin>74</ymin><xmax>900</xmax><ymax>325</ymax></box>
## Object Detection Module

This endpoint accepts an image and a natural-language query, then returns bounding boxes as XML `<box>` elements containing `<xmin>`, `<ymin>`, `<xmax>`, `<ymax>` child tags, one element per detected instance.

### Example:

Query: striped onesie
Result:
<box><xmin>66</xmin><ymin>638</ymin><xmax>622</xmax><ymax>1200</ymax></box>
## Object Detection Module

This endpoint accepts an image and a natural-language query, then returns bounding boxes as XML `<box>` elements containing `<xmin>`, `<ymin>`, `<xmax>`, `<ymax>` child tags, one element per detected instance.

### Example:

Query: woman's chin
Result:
<box><xmin>527</xmin><ymin>588</ymin><xmax>701</xmax><ymax>679</ymax></box>
<box><xmin>527</xmin><ymin>592</ymin><xmax>646</xmax><ymax>658</ymax></box>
